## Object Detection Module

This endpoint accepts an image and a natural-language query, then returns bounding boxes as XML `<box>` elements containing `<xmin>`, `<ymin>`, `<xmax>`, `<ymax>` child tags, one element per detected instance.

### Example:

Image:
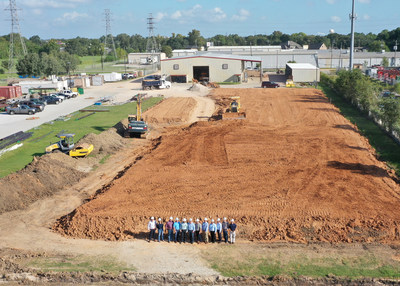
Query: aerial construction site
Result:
<box><xmin>1</xmin><ymin>82</ymin><xmax>400</xmax><ymax>283</ymax></box>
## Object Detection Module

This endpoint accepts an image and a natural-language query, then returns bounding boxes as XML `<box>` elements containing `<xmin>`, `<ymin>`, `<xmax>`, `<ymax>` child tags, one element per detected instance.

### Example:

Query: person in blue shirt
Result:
<box><xmin>202</xmin><ymin>218</ymin><xmax>209</xmax><ymax>243</ymax></box>
<box><xmin>173</xmin><ymin>217</ymin><xmax>181</xmax><ymax>243</ymax></box>
<box><xmin>229</xmin><ymin>219</ymin><xmax>237</xmax><ymax>244</ymax></box>
<box><xmin>209</xmin><ymin>219</ymin><xmax>217</xmax><ymax>243</ymax></box>
<box><xmin>188</xmin><ymin>218</ymin><xmax>195</xmax><ymax>244</ymax></box>
<box><xmin>216</xmin><ymin>218</ymin><xmax>222</xmax><ymax>243</ymax></box>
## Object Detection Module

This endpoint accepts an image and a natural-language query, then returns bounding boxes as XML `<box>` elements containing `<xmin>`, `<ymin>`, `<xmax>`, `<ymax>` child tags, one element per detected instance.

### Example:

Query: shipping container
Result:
<box><xmin>0</xmin><ymin>86</ymin><xmax>16</xmax><ymax>99</ymax></box>
<box><xmin>13</xmin><ymin>86</ymin><xmax>22</xmax><ymax>97</ymax></box>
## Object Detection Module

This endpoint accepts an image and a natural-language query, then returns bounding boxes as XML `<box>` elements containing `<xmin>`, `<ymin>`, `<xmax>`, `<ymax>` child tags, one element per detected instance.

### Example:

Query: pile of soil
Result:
<box><xmin>79</xmin><ymin>128</ymin><xmax>125</xmax><ymax>156</ymax></box>
<box><xmin>0</xmin><ymin>153</ymin><xmax>85</xmax><ymax>214</ymax></box>
<box><xmin>0</xmin><ymin>124</ymin><xmax>127</xmax><ymax>214</ymax></box>
<box><xmin>143</xmin><ymin>97</ymin><xmax>197</xmax><ymax>124</ymax></box>
<box><xmin>55</xmin><ymin>88</ymin><xmax>400</xmax><ymax>243</ymax></box>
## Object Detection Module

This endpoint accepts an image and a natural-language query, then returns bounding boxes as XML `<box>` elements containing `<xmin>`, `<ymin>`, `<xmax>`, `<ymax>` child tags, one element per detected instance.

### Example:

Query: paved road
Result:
<box><xmin>0</xmin><ymin>81</ymin><xmax>138</xmax><ymax>140</ymax></box>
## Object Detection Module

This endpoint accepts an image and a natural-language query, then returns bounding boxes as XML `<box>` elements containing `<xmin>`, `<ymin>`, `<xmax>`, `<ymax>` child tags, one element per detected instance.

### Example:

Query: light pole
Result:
<box><xmin>67</xmin><ymin>61</ymin><xmax>71</xmax><ymax>88</ymax></box>
<box><xmin>314</xmin><ymin>52</ymin><xmax>319</xmax><ymax>88</ymax></box>
<box><xmin>329</xmin><ymin>29</ymin><xmax>335</xmax><ymax>69</ymax></box>
<box><xmin>394</xmin><ymin>40</ymin><xmax>398</xmax><ymax>67</ymax></box>
<box><xmin>349</xmin><ymin>0</ymin><xmax>356</xmax><ymax>70</ymax></box>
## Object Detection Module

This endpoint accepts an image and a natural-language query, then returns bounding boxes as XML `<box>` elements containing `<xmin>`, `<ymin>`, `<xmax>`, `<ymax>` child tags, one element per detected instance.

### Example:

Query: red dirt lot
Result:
<box><xmin>55</xmin><ymin>88</ymin><xmax>400</xmax><ymax>243</ymax></box>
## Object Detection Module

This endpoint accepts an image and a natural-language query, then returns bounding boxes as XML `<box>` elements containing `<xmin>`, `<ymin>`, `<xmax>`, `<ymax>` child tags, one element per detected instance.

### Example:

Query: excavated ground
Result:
<box><xmin>55</xmin><ymin>88</ymin><xmax>400</xmax><ymax>243</ymax></box>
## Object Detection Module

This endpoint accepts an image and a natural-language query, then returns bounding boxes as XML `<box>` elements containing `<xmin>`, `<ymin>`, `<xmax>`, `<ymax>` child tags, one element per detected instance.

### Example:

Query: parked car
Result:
<box><xmin>30</xmin><ymin>98</ymin><xmax>47</xmax><ymax>106</ymax></box>
<box><xmin>48</xmin><ymin>93</ymin><xmax>65</xmax><ymax>102</ymax></box>
<box><xmin>40</xmin><ymin>95</ymin><xmax>61</xmax><ymax>105</ymax></box>
<box><xmin>6</xmin><ymin>104</ymin><xmax>36</xmax><ymax>115</ymax></box>
<box><xmin>19</xmin><ymin>100</ymin><xmax>45</xmax><ymax>112</ymax></box>
<box><xmin>60</xmin><ymin>90</ymin><xmax>78</xmax><ymax>98</ymax></box>
<box><xmin>122</xmin><ymin>73</ymin><xmax>135</xmax><ymax>80</ymax></box>
<box><xmin>261</xmin><ymin>81</ymin><xmax>280</xmax><ymax>88</ymax></box>
<box><xmin>55</xmin><ymin>92</ymin><xmax>72</xmax><ymax>99</ymax></box>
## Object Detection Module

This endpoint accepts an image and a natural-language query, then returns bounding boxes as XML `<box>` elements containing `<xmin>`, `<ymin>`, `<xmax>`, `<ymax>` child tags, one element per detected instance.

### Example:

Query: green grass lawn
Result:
<box><xmin>203</xmin><ymin>244</ymin><xmax>400</xmax><ymax>279</ymax></box>
<box><xmin>320</xmin><ymin>83</ymin><xmax>400</xmax><ymax>174</ymax></box>
<box><xmin>77</xmin><ymin>56</ymin><xmax>141</xmax><ymax>74</ymax></box>
<box><xmin>0</xmin><ymin>97</ymin><xmax>162</xmax><ymax>178</ymax></box>
<box><xmin>24</xmin><ymin>254</ymin><xmax>134</xmax><ymax>274</ymax></box>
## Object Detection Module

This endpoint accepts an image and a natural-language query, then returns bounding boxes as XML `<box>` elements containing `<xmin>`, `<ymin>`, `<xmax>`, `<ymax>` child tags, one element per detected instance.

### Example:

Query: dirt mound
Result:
<box><xmin>79</xmin><ymin>128</ymin><xmax>124</xmax><ymax>156</ymax></box>
<box><xmin>0</xmin><ymin>152</ymin><xmax>85</xmax><ymax>214</ymax></box>
<box><xmin>55</xmin><ymin>88</ymin><xmax>400</xmax><ymax>243</ymax></box>
<box><xmin>143</xmin><ymin>97</ymin><xmax>197</xmax><ymax>124</ymax></box>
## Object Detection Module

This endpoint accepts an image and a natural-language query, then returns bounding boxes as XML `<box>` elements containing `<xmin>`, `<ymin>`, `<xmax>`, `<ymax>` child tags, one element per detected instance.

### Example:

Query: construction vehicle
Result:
<box><xmin>124</xmin><ymin>94</ymin><xmax>148</xmax><ymax>138</ymax></box>
<box><xmin>222</xmin><ymin>96</ymin><xmax>246</xmax><ymax>120</ymax></box>
<box><xmin>45</xmin><ymin>133</ymin><xmax>94</xmax><ymax>157</ymax></box>
<box><xmin>285</xmin><ymin>80</ymin><xmax>295</xmax><ymax>87</ymax></box>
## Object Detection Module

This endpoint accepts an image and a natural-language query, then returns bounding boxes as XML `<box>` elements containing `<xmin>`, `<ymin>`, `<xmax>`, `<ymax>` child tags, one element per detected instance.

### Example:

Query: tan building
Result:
<box><xmin>161</xmin><ymin>54</ymin><xmax>262</xmax><ymax>83</ymax></box>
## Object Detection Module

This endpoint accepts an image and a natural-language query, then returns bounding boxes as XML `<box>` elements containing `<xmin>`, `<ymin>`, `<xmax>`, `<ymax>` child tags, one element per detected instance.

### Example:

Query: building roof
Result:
<box><xmin>286</xmin><ymin>63</ymin><xmax>318</xmax><ymax>70</ymax></box>
<box><xmin>308</xmin><ymin>43</ymin><xmax>327</xmax><ymax>50</ymax></box>
<box><xmin>163</xmin><ymin>53</ymin><xmax>262</xmax><ymax>62</ymax></box>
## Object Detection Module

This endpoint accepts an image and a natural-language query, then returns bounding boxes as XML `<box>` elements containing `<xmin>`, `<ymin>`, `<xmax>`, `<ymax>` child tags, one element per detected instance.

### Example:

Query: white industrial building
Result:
<box><xmin>161</xmin><ymin>53</ymin><xmax>262</xmax><ymax>83</ymax></box>
<box><xmin>172</xmin><ymin>49</ymin><xmax>199</xmax><ymax>58</ymax></box>
<box><xmin>128</xmin><ymin>52</ymin><xmax>166</xmax><ymax>65</ymax></box>
<box><xmin>14</xmin><ymin>79</ymin><xmax>68</xmax><ymax>94</ymax></box>
<box><xmin>285</xmin><ymin>63</ymin><xmax>320</xmax><ymax>83</ymax></box>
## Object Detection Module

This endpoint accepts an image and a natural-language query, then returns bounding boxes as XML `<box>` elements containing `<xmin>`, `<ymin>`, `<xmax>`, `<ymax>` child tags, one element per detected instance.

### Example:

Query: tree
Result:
<box><xmin>161</xmin><ymin>45</ymin><xmax>172</xmax><ymax>58</ymax></box>
<box><xmin>379</xmin><ymin>98</ymin><xmax>400</xmax><ymax>131</ymax></box>
<box><xmin>41</xmin><ymin>53</ymin><xmax>62</xmax><ymax>76</ymax></box>
<box><xmin>188</xmin><ymin>29</ymin><xmax>205</xmax><ymax>48</ymax></box>
<box><xmin>382</xmin><ymin>57</ymin><xmax>389</xmax><ymax>67</ymax></box>
<box><xmin>16</xmin><ymin>53</ymin><xmax>41</xmax><ymax>76</ymax></box>
<box><xmin>58</xmin><ymin>52</ymin><xmax>80</xmax><ymax>73</ymax></box>
<box><xmin>368</xmin><ymin>40</ymin><xmax>389</xmax><ymax>52</ymax></box>
<box><xmin>116</xmin><ymin>47</ymin><xmax>127</xmax><ymax>60</ymax></box>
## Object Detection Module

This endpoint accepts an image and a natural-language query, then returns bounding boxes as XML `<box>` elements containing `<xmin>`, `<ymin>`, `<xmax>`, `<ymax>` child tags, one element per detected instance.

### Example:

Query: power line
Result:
<box><xmin>103</xmin><ymin>9</ymin><xmax>117</xmax><ymax>59</ymax></box>
<box><xmin>5</xmin><ymin>0</ymin><xmax>27</xmax><ymax>73</ymax></box>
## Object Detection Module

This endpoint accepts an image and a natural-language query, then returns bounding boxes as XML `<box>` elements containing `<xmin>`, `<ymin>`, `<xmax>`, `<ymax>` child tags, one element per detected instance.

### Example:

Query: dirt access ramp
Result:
<box><xmin>55</xmin><ymin>88</ymin><xmax>400</xmax><ymax>243</ymax></box>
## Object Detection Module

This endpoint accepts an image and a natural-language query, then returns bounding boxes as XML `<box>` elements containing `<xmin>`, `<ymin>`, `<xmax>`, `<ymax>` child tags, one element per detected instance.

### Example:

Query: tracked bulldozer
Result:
<box><xmin>222</xmin><ymin>96</ymin><xmax>246</xmax><ymax>120</ymax></box>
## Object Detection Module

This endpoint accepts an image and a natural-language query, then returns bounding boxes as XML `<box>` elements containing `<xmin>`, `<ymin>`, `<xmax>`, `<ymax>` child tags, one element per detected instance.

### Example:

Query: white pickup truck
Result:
<box><xmin>60</xmin><ymin>89</ymin><xmax>79</xmax><ymax>98</ymax></box>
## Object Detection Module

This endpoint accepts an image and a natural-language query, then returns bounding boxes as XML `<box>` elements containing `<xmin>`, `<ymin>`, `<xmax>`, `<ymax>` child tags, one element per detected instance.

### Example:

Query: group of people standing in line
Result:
<box><xmin>147</xmin><ymin>217</ymin><xmax>237</xmax><ymax>244</ymax></box>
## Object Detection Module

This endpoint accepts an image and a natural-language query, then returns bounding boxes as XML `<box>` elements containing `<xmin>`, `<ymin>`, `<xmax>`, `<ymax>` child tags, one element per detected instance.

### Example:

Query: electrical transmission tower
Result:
<box><xmin>146</xmin><ymin>13</ymin><xmax>158</xmax><ymax>54</ymax></box>
<box><xmin>103</xmin><ymin>9</ymin><xmax>117</xmax><ymax>59</ymax></box>
<box><xmin>5</xmin><ymin>0</ymin><xmax>27</xmax><ymax>72</ymax></box>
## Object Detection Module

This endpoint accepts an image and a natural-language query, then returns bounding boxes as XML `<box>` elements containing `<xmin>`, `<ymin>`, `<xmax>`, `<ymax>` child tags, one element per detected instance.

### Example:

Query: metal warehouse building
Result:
<box><xmin>161</xmin><ymin>54</ymin><xmax>262</xmax><ymax>83</ymax></box>
<box><xmin>285</xmin><ymin>63</ymin><xmax>320</xmax><ymax>83</ymax></box>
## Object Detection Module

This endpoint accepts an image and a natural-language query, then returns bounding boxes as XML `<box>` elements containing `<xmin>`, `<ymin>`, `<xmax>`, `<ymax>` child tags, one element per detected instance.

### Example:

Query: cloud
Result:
<box><xmin>56</xmin><ymin>11</ymin><xmax>88</xmax><ymax>22</ymax></box>
<box><xmin>210</xmin><ymin>7</ymin><xmax>227</xmax><ymax>22</ymax></box>
<box><xmin>362</xmin><ymin>14</ymin><xmax>370</xmax><ymax>20</ymax></box>
<box><xmin>20</xmin><ymin>0</ymin><xmax>90</xmax><ymax>9</ymax></box>
<box><xmin>155</xmin><ymin>12</ymin><xmax>167</xmax><ymax>21</ymax></box>
<box><xmin>168</xmin><ymin>5</ymin><xmax>226</xmax><ymax>23</ymax></box>
<box><xmin>326</xmin><ymin>0</ymin><xmax>336</xmax><ymax>4</ymax></box>
<box><xmin>232</xmin><ymin>9</ymin><xmax>250</xmax><ymax>22</ymax></box>
<box><xmin>331</xmin><ymin>16</ymin><xmax>341</xmax><ymax>23</ymax></box>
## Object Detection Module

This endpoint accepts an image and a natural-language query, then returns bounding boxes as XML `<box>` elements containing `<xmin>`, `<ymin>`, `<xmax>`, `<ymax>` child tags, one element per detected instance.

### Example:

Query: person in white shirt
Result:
<box><xmin>147</xmin><ymin>216</ymin><xmax>156</xmax><ymax>242</ymax></box>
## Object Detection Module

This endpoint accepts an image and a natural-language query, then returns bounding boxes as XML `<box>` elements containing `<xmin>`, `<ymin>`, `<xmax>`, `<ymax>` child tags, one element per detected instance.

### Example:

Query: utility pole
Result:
<box><xmin>394</xmin><ymin>40</ymin><xmax>398</xmax><ymax>67</ymax></box>
<box><xmin>5</xmin><ymin>0</ymin><xmax>27</xmax><ymax>73</ymax></box>
<box><xmin>349</xmin><ymin>0</ymin><xmax>356</xmax><ymax>70</ymax></box>
<box><xmin>103</xmin><ymin>9</ymin><xmax>117</xmax><ymax>60</ymax></box>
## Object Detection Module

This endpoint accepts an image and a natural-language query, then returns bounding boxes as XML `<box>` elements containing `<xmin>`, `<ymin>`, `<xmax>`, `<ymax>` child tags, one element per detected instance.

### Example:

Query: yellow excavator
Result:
<box><xmin>45</xmin><ymin>133</ymin><xmax>94</xmax><ymax>157</ymax></box>
<box><xmin>222</xmin><ymin>96</ymin><xmax>246</xmax><ymax>119</ymax></box>
<box><xmin>124</xmin><ymin>93</ymin><xmax>148</xmax><ymax>138</ymax></box>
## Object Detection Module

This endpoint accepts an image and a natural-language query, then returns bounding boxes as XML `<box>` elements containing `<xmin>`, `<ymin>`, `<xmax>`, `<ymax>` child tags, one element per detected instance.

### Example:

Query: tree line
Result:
<box><xmin>0</xmin><ymin>27</ymin><xmax>399</xmax><ymax>76</ymax></box>
<box><xmin>321</xmin><ymin>71</ymin><xmax>400</xmax><ymax>136</ymax></box>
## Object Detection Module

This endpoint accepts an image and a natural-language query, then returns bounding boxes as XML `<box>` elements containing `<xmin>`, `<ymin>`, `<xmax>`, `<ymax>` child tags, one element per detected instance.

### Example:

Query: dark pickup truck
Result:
<box><xmin>142</xmin><ymin>79</ymin><xmax>171</xmax><ymax>90</ymax></box>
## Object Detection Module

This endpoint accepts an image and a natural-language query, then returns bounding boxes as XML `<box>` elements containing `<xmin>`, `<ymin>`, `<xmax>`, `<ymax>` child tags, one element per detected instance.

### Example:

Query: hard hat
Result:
<box><xmin>151</xmin><ymin>216</ymin><xmax>154</xmax><ymax>220</ymax></box>
<box><xmin>231</xmin><ymin>219</ymin><xmax>234</xmax><ymax>222</ymax></box>
<box><xmin>176</xmin><ymin>217</ymin><xmax>179</xmax><ymax>220</ymax></box>
<box><xmin>158</xmin><ymin>218</ymin><xmax>162</xmax><ymax>221</ymax></box>
<box><xmin>189</xmin><ymin>218</ymin><xmax>193</xmax><ymax>221</ymax></box>
<box><xmin>223</xmin><ymin>217</ymin><xmax>227</xmax><ymax>221</ymax></box>
<box><xmin>170</xmin><ymin>216</ymin><xmax>173</xmax><ymax>220</ymax></box>
<box><xmin>217</xmin><ymin>218</ymin><xmax>220</xmax><ymax>221</ymax></box>
<box><xmin>196</xmin><ymin>218</ymin><xmax>200</xmax><ymax>222</ymax></box>
<box><xmin>211</xmin><ymin>219</ymin><xmax>215</xmax><ymax>222</ymax></box>
<box><xmin>183</xmin><ymin>218</ymin><xmax>187</xmax><ymax>222</ymax></box>
<box><xmin>204</xmin><ymin>218</ymin><xmax>208</xmax><ymax>221</ymax></box>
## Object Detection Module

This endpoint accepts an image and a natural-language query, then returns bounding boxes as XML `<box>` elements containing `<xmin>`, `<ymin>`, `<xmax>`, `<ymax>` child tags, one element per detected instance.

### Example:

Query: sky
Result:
<box><xmin>0</xmin><ymin>0</ymin><xmax>399</xmax><ymax>40</ymax></box>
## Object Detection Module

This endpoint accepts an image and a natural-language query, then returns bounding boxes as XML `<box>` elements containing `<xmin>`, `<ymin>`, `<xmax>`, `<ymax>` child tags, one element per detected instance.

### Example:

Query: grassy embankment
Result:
<box><xmin>23</xmin><ymin>254</ymin><xmax>133</xmax><ymax>273</ymax></box>
<box><xmin>203</xmin><ymin>244</ymin><xmax>400</xmax><ymax>279</ymax></box>
<box><xmin>0</xmin><ymin>97</ymin><xmax>162</xmax><ymax>178</ymax></box>
<box><xmin>320</xmin><ymin>83</ymin><xmax>400</xmax><ymax>174</ymax></box>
